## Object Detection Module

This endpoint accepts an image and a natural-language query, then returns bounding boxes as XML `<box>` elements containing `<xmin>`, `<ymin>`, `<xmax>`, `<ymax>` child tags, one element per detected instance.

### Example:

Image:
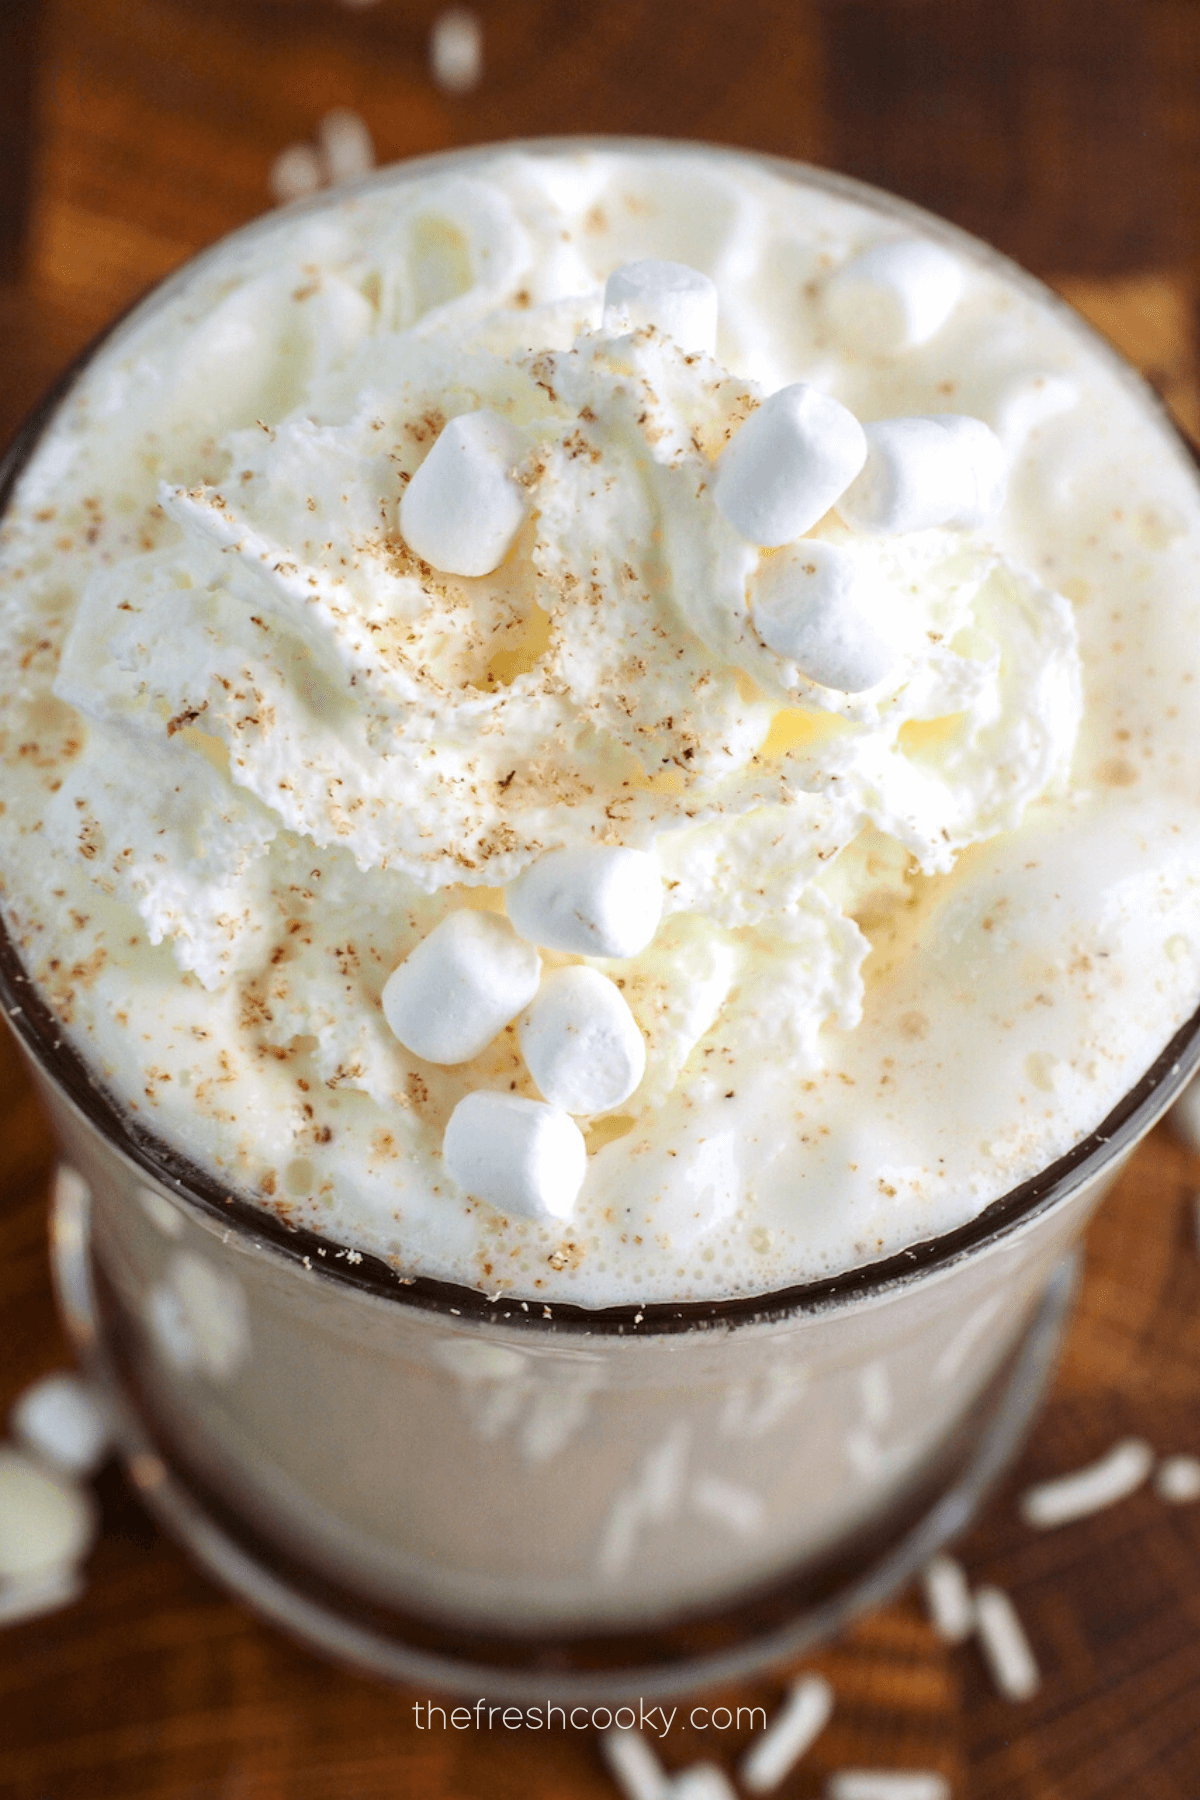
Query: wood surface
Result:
<box><xmin>3</xmin><ymin>3</ymin><xmax>1200</xmax><ymax>1796</ymax></box>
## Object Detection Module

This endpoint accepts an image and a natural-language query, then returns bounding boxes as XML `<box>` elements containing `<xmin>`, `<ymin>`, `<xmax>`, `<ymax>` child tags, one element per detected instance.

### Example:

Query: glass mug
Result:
<box><xmin>3</xmin><ymin>141</ymin><xmax>1199</xmax><ymax>1704</ymax></box>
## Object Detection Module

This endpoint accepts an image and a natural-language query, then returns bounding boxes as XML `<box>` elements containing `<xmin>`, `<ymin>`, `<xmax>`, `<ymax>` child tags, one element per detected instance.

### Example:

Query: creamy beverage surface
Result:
<box><xmin>3</xmin><ymin>145</ymin><xmax>1200</xmax><ymax>1305</ymax></box>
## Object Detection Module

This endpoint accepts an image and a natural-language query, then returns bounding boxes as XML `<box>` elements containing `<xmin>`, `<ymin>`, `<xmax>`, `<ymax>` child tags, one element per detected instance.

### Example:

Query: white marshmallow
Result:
<box><xmin>713</xmin><ymin>384</ymin><xmax>867</xmax><ymax>547</ymax></box>
<box><xmin>837</xmin><ymin>415</ymin><xmax>1007</xmax><ymax>535</ymax></box>
<box><xmin>399</xmin><ymin>409</ymin><xmax>527</xmax><ymax>577</ymax></box>
<box><xmin>382</xmin><ymin>909</ymin><xmax>541</xmax><ymax>1065</ymax></box>
<box><xmin>824</xmin><ymin>238</ymin><xmax>964</xmax><ymax>353</ymax></box>
<box><xmin>520</xmin><ymin>966</ymin><xmax>646</xmax><ymax>1114</ymax></box>
<box><xmin>11</xmin><ymin>1373</ymin><xmax>112</xmax><ymax>1478</ymax></box>
<box><xmin>603</xmin><ymin>259</ymin><xmax>719</xmax><ymax>356</ymax></box>
<box><xmin>442</xmin><ymin>1090</ymin><xmax>586</xmax><ymax>1221</ymax></box>
<box><xmin>751</xmin><ymin>539</ymin><xmax>901</xmax><ymax>693</ymax></box>
<box><xmin>505</xmin><ymin>846</ymin><xmax>662</xmax><ymax>957</ymax></box>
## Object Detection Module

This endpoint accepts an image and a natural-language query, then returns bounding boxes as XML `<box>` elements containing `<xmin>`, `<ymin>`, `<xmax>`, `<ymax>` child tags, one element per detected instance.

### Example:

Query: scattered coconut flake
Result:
<box><xmin>826</xmin><ymin>1775</ymin><xmax>950</xmax><ymax>1800</ymax></box>
<box><xmin>920</xmin><ymin>1553</ymin><xmax>975</xmax><ymax>1644</ymax></box>
<box><xmin>1154</xmin><ymin>1454</ymin><xmax>1200</xmax><ymax>1504</ymax></box>
<box><xmin>973</xmin><ymin>1584</ymin><xmax>1040</xmax><ymax>1701</ymax></box>
<box><xmin>318</xmin><ymin>108</ymin><xmax>375</xmax><ymax>186</ymax></box>
<box><xmin>600</xmin><ymin>1726</ymin><xmax>669</xmax><ymax>1800</ymax></box>
<box><xmin>11</xmin><ymin>1372</ymin><xmax>112</xmax><ymax>1478</ymax></box>
<box><xmin>52</xmin><ymin>1164</ymin><xmax>90</xmax><ymax>1215</ymax></box>
<box><xmin>1019</xmin><ymin>1438</ymin><xmax>1153</xmax><ymax>1529</ymax></box>
<box><xmin>0</xmin><ymin>1446</ymin><xmax>97</xmax><ymax>1583</ymax></box>
<box><xmin>429</xmin><ymin>7</ymin><xmax>483</xmax><ymax>93</ymax></box>
<box><xmin>672</xmin><ymin>1765</ymin><xmax>737</xmax><ymax>1800</ymax></box>
<box><xmin>1168</xmin><ymin>1078</ymin><xmax>1200</xmax><ymax>1154</ymax></box>
<box><xmin>269</xmin><ymin>143</ymin><xmax>324</xmax><ymax>205</ymax></box>
<box><xmin>0</xmin><ymin>1565</ymin><xmax>86</xmax><ymax>1626</ymax></box>
<box><xmin>740</xmin><ymin>1673</ymin><xmax>834</xmax><ymax>1793</ymax></box>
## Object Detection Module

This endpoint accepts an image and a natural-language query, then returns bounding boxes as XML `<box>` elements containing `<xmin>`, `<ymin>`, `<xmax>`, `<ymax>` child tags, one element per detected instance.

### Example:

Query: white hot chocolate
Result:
<box><xmin>3</xmin><ymin>146</ymin><xmax>1200</xmax><ymax>1307</ymax></box>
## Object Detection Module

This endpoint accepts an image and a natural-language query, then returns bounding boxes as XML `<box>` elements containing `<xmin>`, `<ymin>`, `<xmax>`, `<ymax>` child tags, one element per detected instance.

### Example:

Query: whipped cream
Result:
<box><xmin>3</xmin><ymin>146</ymin><xmax>1200</xmax><ymax>1303</ymax></box>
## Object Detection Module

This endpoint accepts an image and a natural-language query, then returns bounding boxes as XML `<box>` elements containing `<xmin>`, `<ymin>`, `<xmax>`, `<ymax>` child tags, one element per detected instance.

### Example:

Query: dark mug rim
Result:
<box><xmin>4</xmin><ymin>137</ymin><xmax>1200</xmax><ymax>1338</ymax></box>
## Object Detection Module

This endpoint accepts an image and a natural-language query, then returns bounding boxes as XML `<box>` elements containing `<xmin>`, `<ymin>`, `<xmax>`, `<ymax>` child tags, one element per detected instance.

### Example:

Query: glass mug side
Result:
<box><xmin>3</xmin><ymin>140</ymin><xmax>1200</xmax><ymax>1701</ymax></box>
<box><xmin>35</xmin><ymin>1045</ymin><xmax>1100</xmax><ymax>1701</ymax></box>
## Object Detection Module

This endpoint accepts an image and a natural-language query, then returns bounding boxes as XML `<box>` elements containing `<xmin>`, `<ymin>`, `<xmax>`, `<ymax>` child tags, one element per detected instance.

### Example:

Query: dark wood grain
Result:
<box><xmin>820</xmin><ymin>0</ymin><xmax>1178</xmax><ymax>276</ymax></box>
<box><xmin>4</xmin><ymin>4</ymin><xmax>1200</xmax><ymax>1796</ymax></box>
<box><xmin>0</xmin><ymin>0</ymin><xmax>42</xmax><ymax>282</ymax></box>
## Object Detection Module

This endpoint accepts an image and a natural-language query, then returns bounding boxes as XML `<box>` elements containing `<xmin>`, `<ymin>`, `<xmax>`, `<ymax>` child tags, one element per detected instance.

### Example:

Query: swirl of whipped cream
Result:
<box><xmin>52</xmin><ymin>298</ymin><xmax>1080</xmax><ymax>996</ymax></box>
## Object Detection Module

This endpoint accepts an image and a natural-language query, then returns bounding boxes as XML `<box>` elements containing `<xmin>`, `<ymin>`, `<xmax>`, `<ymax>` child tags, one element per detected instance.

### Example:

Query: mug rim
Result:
<box><xmin>4</xmin><ymin>134</ymin><xmax>1200</xmax><ymax>1337</ymax></box>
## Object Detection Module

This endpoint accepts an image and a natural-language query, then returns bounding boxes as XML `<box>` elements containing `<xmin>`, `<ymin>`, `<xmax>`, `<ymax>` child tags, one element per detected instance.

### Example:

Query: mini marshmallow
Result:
<box><xmin>382</xmin><ymin>909</ymin><xmax>541</xmax><ymax>1064</ymax></box>
<box><xmin>824</xmin><ymin>238</ymin><xmax>965</xmax><ymax>353</ymax></box>
<box><xmin>751</xmin><ymin>540</ymin><xmax>901</xmax><ymax>693</ymax></box>
<box><xmin>11</xmin><ymin>1373</ymin><xmax>112</xmax><ymax>1478</ymax></box>
<box><xmin>505</xmin><ymin>846</ymin><xmax>662</xmax><ymax>957</ymax></box>
<box><xmin>399</xmin><ymin>409</ymin><xmax>527</xmax><ymax>577</ymax></box>
<box><xmin>442</xmin><ymin>1090</ymin><xmax>586</xmax><ymax>1221</ymax></box>
<box><xmin>603</xmin><ymin>259</ymin><xmax>719</xmax><ymax>356</ymax></box>
<box><xmin>713</xmin><ymin>384</ymin><xmax>867</xmax><ymax>547</ymax></box>
<box><xmin>520</xmin><ymin>966</ymin><xmax>646</xmax><ymax>1114</ymax></box>
<box><xmin>838</xmin><ymin>415</ymin><xmax>1007</xmax><ymax>535</ymax></box>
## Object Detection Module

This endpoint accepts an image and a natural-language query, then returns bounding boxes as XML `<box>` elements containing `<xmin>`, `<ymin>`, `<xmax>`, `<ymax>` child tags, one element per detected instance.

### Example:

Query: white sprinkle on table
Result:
<box><xmin>318</xmin><ymin>108</ymin><xmax>374</xmax><ymax>185</ymax></box>
<box><xmin>429</xmin><ymin>7</ymin><xmax>483</xmax><ymax>93</ymax></box>
<box><xmin>601</xmin><ymin>1728</ymin><xmax>668</xmax><ymax>1800</ymax></box>
<box><xmin>974</xmin><ymin>1584</ymin><xmax>1040</xmax><ymax>1701</ymax></box>
<box><xmin>1019</xmin><ymin>1438</ymin><xmax>1153</xmax><ymax>1529</ymax></box>
<box><xmin>826</xmin><ymin>1774</ymin><xmax>950</xmax><ymax>1800</ymax></box>
<box><xmin>269</xmin><ymin>143</ymin><xmax>324</xmax><ymax>205</ymax></box>
<box><xmin>0</xmin><ymin>1565</ymin><xmax>86</xmax><ymax>1627</ymax></box>
<box><xmin>920</xmin><ymin>1553</ymin><xmax>975</xmax><ymax>1644</ymax></box>
<box><xmin>1168</xmin><ymin>1078</ymin><xmax>1200</xmax><ymax>1156</ymax></box>
<box><xmin>671</xmin><ymin>1763</ymin><xmax>737</xmax><ymax>1799</ymax></box>
<box><xmin>740</xmin><ymin>1674</ymin><xmax>834</xmax><ymax>1793</ymax></box>
<box><xmin>0</xmin><ymin>1447</ymin><xmax>97</xmax><ymax>1584</ymax></box>
<box><xmin>11</xmin><ymin>1372</ymin><xmax>112</xmax><ymax>1478</ymax></box>
<box><xmin>1154</xmin><ymin>1454</ymin><xmax>1200</xmax><ymax>1503</ymax></box>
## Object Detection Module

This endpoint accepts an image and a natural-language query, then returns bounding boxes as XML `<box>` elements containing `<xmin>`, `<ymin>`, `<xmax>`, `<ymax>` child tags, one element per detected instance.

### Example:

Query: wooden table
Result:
<box><xmin>3</xmin><ymin>4</ymin><xmax>1200</xmax><ymax>1795</ymax></box>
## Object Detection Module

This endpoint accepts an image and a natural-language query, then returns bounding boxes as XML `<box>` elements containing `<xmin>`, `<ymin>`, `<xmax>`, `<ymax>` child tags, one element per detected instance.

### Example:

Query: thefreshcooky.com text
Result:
<box><xmin>411</xmin><ymin>1700</ymin><xmax>766</xmax><ymax>1737</ymax></box>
